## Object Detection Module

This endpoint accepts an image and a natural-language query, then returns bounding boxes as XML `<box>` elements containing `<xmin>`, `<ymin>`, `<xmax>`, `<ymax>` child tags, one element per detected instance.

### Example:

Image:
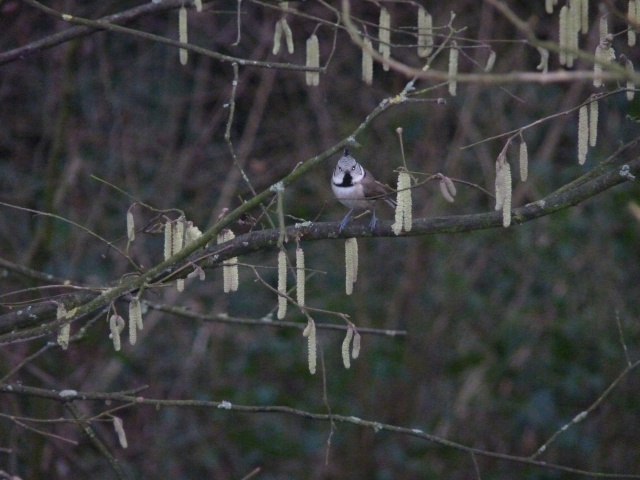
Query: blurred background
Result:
<box><xmin>1</xmin><ymin>0</ymin><xmax>640</xmax><ymax>478</ymax></box>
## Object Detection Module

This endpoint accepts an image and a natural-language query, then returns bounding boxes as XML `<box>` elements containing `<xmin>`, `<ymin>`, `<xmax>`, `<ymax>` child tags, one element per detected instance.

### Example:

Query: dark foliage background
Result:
<box><xmin>1</xmin><ymin>0</ymin><xmax>640</xmax><ymax>478</ymax></box>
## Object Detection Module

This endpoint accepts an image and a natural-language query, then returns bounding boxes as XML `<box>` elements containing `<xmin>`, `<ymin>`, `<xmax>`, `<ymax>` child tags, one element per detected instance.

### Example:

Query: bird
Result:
<box><xmin>331</xmin><ymin>147</ymin><xmax>396</xmax><ymax>232</ymax></box>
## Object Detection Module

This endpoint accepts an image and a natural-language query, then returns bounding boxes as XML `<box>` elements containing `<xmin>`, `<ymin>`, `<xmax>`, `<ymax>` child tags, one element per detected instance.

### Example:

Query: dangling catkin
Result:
<box><xmin>580</xmin><ymin>0</ymin><xmax>589</xmax><ymax>34</ymax></box>
<box><xmin>559</xmin><ymin>6</ymin><xmax>569</xmax><ymax>66</ymax></box>
<box><xmin>448</xmin><ymin>42</ymin><xmax>458</xmax><ymax>96</ymax></box>
<box><xmin>305</xmin><ymin>320</ymin><xmax>316</xmax><ymax>374</ymax></box>
<box><xmin>305</xmin><ymin>34</ymin><xmax>320</xmax><ymax>86</ymax></box>
<box><xmin>402</xmin><ymin>179</ymin><xmax>412</xmax><ymax>233</ymax></box>
<box><xmin>593</xmin><ymin>47</ymin><xmax>603</xmax><ymax>87</ymax></box>
<box><xmin>281</xmin><ymin>19</ymin><xmax>294</xmax><ymax>54</ymax></box>
<box><xmin>484</xmin><ymin>50</ymin><xmax>496</xmax><ymax>72</ymax></box>
<box><xmin>349</xmin><ymin>238</ymin><xmax>358</xmax><ymax>283</ymax></box>
<box><xmin>626</xmin><ymin>58</ymin><xmax>636</xmax><ymax>101</ymax></box>
<box><xmin>439</xmin><ymin>179</ymin><xmax>455</xmax><ymax>203</ymax></box>
<box><xmin>501</xmin><ymin>162</ymin><xmax>512</xmax><ymax>228</ymax></box>
<box><xmin>173</xmin><ymin>217</ymin><xmax>184</xmax><ymax>254</ymax></box>
<box><xmin>578</xmin><ymin>105</ymin><xmax>589</xmax><ymax>164</ymax></box>
<box><xmin>362</xmin><ymin>37</ymin><xmax>374</xmax><ymax>85</ymax></box>
<box><xmin>594</xmin><ymin>35</ymin><xmax>615</xmax><ymax>88</ymax></box>
<box><xmin>566</xmin><ymin>0</ymin><xmax>579</xmax><ymax>67</ymax></box>
<box><xmin>296</xmin><ymin>247</ymin><xmax>305</xmax><ymax>307</ymax></box>
<box><xmin>113</xmin><ymin>417</ymin><xmax>128</xmax><ymax>449</ymax></box>
<box><xmin>129</xmin><ymin>298</ymin><xmax>143</xmax><ymax>341</ymax></box>
<box><xmin>57</xmin><ymin>323</ymin><xmax>70</xmax><ymax>350</ymax></box>
<box><xmin>129</xmin><ymin>307</ymin><xmax>137</xmax><ymax>345</ymax></box>
<box><xmin>519</xmin><ymin>140</ymin><xmax>529</xmax><ymax>182</ymax></box>
<box><xmin>302</xmin><ymin>322</ymin><xmax>312</xmax><ymax>337</ymax></box>
<box><xmin>229</xmin><ymin>255</ymin><xmax>239</xmax><ymax>292</ymax></box>
<box><xmin>277</xmin><ymin>249</ymin><xmax>287</xmax><ymax>319</ymax></box>
<box><xmin>545</xmin><ymin>0</ymin><xmax>555</xmax><ymax>14</ymax></box>
<box><xmin>352</xmin><ymin>330</ymin><xmax>361</xmax><ymax>359</ymax></box>
<box><xmin>272</xmin><ymin>19</ymin><xmax>283</xmax><ymax>55</ymax></box>
<box><xmin>495</xmin><ymin>158</ymin><xmax>505</xmax><ymax>211</ymax></box>
<box><xmin>599</xmin><ymin>15</ymin><xmax>608</xmax><ymax>40</ymax></box>
<box><xmin>218</xmin><ymin>230</ymin><xmax>238</xmax><ymax>293</ymax></box>
<box><xmin>179</xmin><ymin>6</ymin><xmax>188</xmax><ymax>65</ymax></box>
<box><xmin>417</xmin><ymin>7</ymin><xmax>433</xmax><ymax>58</ymax></box>
<box><xmin>185</xmin><ymin>221</ymin><xmax>202</xmax><ymax>245</ymax></box>
<box><xmin>589</xmin><ymin>100</ymin><xmax>599</xmax><ymax>148</ymax></box>
<box><xmin>109</xmin><ymin>314</ymin><xmax>125</xmax><ymax>351</ymax></box>
<box><xmin>392</xmin><ymin>171</ymin><xmax>412</xmax><ymax>234</ymax></box>
<box><xmin>226</xmin><ymin>229</ymin><xmax>239</xmax><ymax>292</ymax></box>
<box><xmin>126</xmin><ymin>211</ymin><xmax>135</xmax><ymax>242</ymax></box>
<box><xmin>630</xmin><ymin>1</ymin><xmax>637</xmax><ymax>46</ymax></box>
<box><xmin>444</xmin><ymin>176</ymin><xmax>457</xmax><ymax>197</ymax></box>
<box><xmin>345</xmin><ymin>238</ymin><xmax>358</xmax><ymax>295</ymax></box>
<box><xmin>164</xmin><ymin>220</ymin><xmax>173</xmax><ymax>260</ymax></box>
<box><xmin>537</xmin><ymin>47</ymin><xmax>549</xmax><ymax>73</ymax></box>
<box><xmin>378</xmin><ymin>8</ymin><xmax>391</xmax><ymax>71</ymax></box>
<box><xmin>342</xmin><ymin>326</ymin><xmax>354</xmax><ymax>369</ymax></box>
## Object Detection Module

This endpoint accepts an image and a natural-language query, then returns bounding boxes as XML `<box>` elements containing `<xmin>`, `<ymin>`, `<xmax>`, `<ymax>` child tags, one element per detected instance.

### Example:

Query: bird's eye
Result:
<box><xmin>351</xmin><ymin>165</ymin><xmax>356</xmax><ymax>170</ymax></box>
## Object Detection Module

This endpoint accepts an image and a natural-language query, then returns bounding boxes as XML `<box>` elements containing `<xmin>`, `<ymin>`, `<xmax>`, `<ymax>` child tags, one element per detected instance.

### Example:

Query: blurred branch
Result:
<box><xmin>13</xmin><ymin>0</ymin><xmax>320</xmax><ymax>73</ymax></box>
<box><xmin>339</xmin><ymin>0</ymin><xmax>638</xmax><ymax>85</ymax></box>
<box><xmin>1</xmin><ymin>381</ymin><xmax>639</xmax><ymax>479</ymax></box>
<box><xmin>0</xmin><ymin>256</ymin><xmax>79</xmax><ymax>286</ymax></box>
<box><xmin>0</xmin><ymin>0</ymin><xmax>180</xmax><ymax>66</ymax></box>
<box><xmin>8</xmin><ymin>0</ymin><xmax>636</xmax><ymax>84</ymax></box>
<box><xmin>485</xmin><ymin>0</ymin><xmax>628</xmax><ymax>75</ymax></box>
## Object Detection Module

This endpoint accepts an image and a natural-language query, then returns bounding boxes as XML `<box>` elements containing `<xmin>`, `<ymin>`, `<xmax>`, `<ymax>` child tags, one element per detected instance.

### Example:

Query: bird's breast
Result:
<box><xmin>332</xmin><ymin>182</ymin><xmax>372</xmax><ymax>210</ymax></box>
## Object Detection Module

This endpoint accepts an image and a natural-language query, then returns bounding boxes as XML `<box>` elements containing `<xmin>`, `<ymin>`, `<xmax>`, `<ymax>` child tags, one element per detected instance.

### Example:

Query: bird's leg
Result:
<box><xmin>369</xmin><ymin>206</ymin><xmax>378</xmax><ymax>231</ymax></box>
<box><xmin>339</xmin><ymin>209</ymin><xmax>354</xmax><ymax>232</ymax></box>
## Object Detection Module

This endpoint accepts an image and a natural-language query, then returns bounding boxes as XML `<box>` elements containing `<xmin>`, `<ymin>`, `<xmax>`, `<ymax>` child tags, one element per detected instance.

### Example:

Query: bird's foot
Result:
<box><xmin>338</xmin><ymin>210</ymin><xmax>354</xmax><ymax>233</ymax></box>
<box><xmin>368</xmin><ymin>211</ymin><xmax>378</xmax><ymax>231</ymax></box>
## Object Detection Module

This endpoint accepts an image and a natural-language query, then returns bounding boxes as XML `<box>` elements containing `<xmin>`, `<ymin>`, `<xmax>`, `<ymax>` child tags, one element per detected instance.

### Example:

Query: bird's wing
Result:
<box><xmin>362</xmin><ymin>170</ymin><xmax>397</xmax><ymax>206</ymax></box>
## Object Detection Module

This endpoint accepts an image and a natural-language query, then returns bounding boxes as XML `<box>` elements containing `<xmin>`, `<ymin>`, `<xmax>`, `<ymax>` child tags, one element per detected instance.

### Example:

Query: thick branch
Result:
<box><xmin>0</xmin><ymin>156</ymin><xmax>637</xmax><ymax>342</ymax></box>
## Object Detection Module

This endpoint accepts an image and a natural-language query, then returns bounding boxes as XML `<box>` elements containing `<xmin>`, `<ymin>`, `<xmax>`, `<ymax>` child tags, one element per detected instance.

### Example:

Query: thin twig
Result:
<box><xmin>2</xmin><ymin>382</ymin><xmax>638</xmax><ymax>479</ymax></box>
<box><xmin>147</xmin><ymin>301</ymin><xmax>406</xmax><ymax>337</ymax></box>
<box><xmin>615</xmin><ymin>311</ymin><xmax>633</xmax><ymax>367</ymax></box>
<box><xmin>3</xmin><ymin>415</ymin><xmax>78</xmax><ymax>445</ymax></box>
<box><xmin>319</xmin><ymin>346</ymin><xmax>336</xmax><ymax>466</ymax></box>
<box><xmin>224</xmin><ymin>63</ymin><xmax>257</xmax><ymax>197</ymax></box>
<box><xmin>530</xmin><ymin>359</ymin><xmax>640</xmax><ymax>460</ymax></box>
<box><xmin>0</xmin><ymin>201</ymin><xmax>135</xmax><ymax>269</ymax></box>
<box><xmin>238</xmin><ymin>467</ymin><xmax>261</xmax><ymax>480</ymax></box>
<box><xmin>66</xmin><ymin>403</ymin><xmax>129</xmax><ymax>480</ymax></box>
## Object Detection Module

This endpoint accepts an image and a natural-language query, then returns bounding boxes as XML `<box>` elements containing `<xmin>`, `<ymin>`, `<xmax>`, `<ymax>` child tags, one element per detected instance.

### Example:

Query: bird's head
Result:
<box><xmin>332</xmin><ymin>150</ymin><xmax>364</xmax><ymax>185</ymax></box>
